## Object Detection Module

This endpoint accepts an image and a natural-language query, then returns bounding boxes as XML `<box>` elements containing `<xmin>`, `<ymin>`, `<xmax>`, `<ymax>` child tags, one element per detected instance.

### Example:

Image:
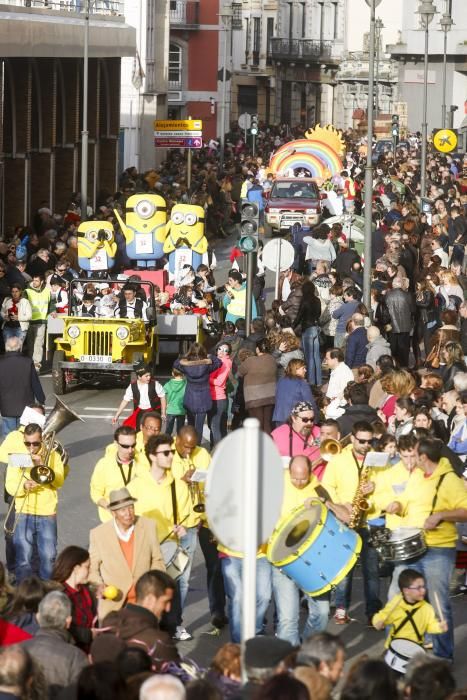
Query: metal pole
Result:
<box><xmin>274</xmin><ymin>238</ymin><xmax>282</xmax><ymax>299</ymax></box>
<box><xmin>420</xmin><ymin>23</ymin><xmax>429</xmax><ymax>199</ymax></box>
<box><xmin>363</xmin><ymin>0</ymin><xmax>377</xmax><ymax>310</ymax></box>
<box><xmin>375</xmin><ymin>26</ymin><xmax>380</xmax><ymax>119</ymax></box>
<box><xmin>442</xmin><ymin>28</ymin><xmax>448</xmax><ymax>128</ymax></box>
<box><xmin>187</xmin><ymin>149</ymin><xmax>192</xmax><ymax>189</ymax></box>
<box><xmin>219</xmin><ymin>21</ymin><xmax>228</xmax><ymax>167</ymax></box>
<box><xmin>80</xmin><ymin>0</ymin><xmax>90</xmax><ymax>221</ymax></box>
<box><xmin>252</xmin><ymin>133</ymin><xmax>256</xmax><ymax>158</ymax></box>
<box><xmin>241</xmin><ymin>417</ymin><xmax>260</xmax><ymax>664</ymax></box>
<box><xmin>245</xmin><ymin>251</ymin><xmax>256</xmax><ymax>333</ymax></box>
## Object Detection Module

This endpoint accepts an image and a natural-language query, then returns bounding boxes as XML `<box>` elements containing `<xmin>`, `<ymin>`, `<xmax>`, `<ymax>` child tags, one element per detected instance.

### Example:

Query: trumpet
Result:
<box><xmin>184</xmin><ymin>460</ymin><xmax>206</xmax><ymax>514</ymax></box>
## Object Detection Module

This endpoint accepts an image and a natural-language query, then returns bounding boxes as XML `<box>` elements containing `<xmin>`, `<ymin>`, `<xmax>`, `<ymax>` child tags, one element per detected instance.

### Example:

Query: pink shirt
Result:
<box><xmin>209</xmin><ymin>357</ymin><xmax>232</xmax><ymax>401</ymax></box>
<box><xmin>271</xmin><ymin>423</ymin><xmax>321</xmax><ymax>462</ymax></box>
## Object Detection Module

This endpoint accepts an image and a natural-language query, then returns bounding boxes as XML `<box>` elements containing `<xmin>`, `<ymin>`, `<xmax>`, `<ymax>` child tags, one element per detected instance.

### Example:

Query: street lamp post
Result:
<box><xmin>440</xmin><ymin>12</ymin><xmax>454</xmax><ymax>129</ymax></box>
<box><xmin>219</xmin><ymin>7</ymin><xmax>232</xmax><ymax>168</ymax></box>
<box><xmin>363</xmin><ymin>0</ymin><xmax>382</xmax><ymax>310</ymax></box>
<box><xmin>80</xmin><ymin>0</ymin><xmax>90</xmax><ymax>222</ymax></box>
<box><xmin>374</xmin><ymin>18</ymin><xmax>384</xmax><ymax>119</ymax></box>
<box><xmin>418</xmin><ymin>0</ymin><xmax>437</xmax><ymax>200</ymax></box>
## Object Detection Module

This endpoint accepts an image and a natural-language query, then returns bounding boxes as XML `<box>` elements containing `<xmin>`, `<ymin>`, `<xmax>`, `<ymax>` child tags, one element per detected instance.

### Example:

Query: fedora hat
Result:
<box><xmin>108</xmin><ymin>487</ymin><xmax>137</xmax><ymax>511</ymax></box>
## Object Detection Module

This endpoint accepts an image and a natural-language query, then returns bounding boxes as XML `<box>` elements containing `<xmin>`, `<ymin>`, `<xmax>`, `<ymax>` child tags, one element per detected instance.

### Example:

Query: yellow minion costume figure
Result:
<box><xmin>114</xmin><ymin>194</ymin><xmax>167</xmax><ymax>267</ymax></box>
<box><xmin>77</xmin><ymin>221</ymin><xmax>117</xmax><ymax>273</ymax></box>
<box><xmin>163</xmin><ymin>203</ymin><xmax>208</xmax><ymax>277</ymax></box>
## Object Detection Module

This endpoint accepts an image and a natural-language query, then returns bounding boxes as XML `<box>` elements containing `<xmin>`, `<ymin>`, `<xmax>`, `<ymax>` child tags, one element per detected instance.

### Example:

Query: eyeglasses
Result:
<box><xmin>406</xmin><ymin>585</ymin><xmax>426</xmax><ymax>591</ymax></box>
<box><xmin>297</xmin><ymin>416</ymin><xmax>313</xmax><ymax>423</ymax></box>
<box><xmin>143</xmin><ymin>425</ymin><xmax>160</xmax><ymax>433</ymax></box>
<box><xmin>155</xmin><ymin>449</ymin><xmax>176</xmax><ymax>457</ymax></box>
<box><xmin>24</xmin><ymin>441</ymin><xmax>41</xmax><ymax>447</ymax></box>
<box><xmin>356</xmin><ymin>438</ymin><xmax>372</xmax><ymax>444</ymax></box>
<box><xmin>118</xmin><ymin>443</ymin><xmax>136</xmax><ymax>449</ymax></box>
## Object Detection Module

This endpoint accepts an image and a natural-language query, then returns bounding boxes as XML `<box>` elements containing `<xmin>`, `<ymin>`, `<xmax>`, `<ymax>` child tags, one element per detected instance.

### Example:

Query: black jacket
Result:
<box><xmin>334</xmin><ymin>249</ymin><xmax>360</xmax><ymax>278</ymax></box>
<box><xmin>385</xmin><ymin>288</ymin><xmax>414</xmax><ymax>333</ymax></box>
<box><xmin>294</xmin><ymin>295</ymin><xmax>321</xmax><ymax>333</ymax></box>
<box><xmin>337</xmin><ymin>404</ymin><xmax>378</xmax><ymax>437</ymax></box>
<box><xmin>0</xmin><ymin>352</ymin><xmax>45</xmax><ymax>416</ymax></box>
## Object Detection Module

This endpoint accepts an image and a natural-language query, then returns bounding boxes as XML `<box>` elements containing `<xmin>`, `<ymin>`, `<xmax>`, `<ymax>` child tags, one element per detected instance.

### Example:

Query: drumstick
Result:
<box><xmin>433</xmin><ymin>591</ymin><xmax>445</xmax><ymax>624</ymax></box>
<box><xmin>159</xmin><ymin>515</ymin><xmax>189</xmax><ymax>545</ymax></box>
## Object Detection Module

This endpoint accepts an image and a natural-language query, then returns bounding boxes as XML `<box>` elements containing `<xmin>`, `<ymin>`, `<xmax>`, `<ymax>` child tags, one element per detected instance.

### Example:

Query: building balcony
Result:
<box><xmin>1</xmin><ymin>0</ymin><xmax>122</xmax><ymax>15</ymax></box>
<box><xmin>269</xmin><ymin>38</ymin><xmax>337</xmax><ymax>64</ymax></box>
<box><xmin>169</xmin><ymin>0</ymin><xmax>199</xmax><ymax>29</ymax></box>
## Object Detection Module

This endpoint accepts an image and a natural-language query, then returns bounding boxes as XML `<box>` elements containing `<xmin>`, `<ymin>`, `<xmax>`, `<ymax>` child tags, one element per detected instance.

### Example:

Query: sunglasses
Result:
<box><xmin>356</xmin><ymin>438</ymin><xmax>372</xmax><ymax>444</ymax></box>
<box><xmin>118</xmin><ymin>443</ymin><xmax>136</xmax><ymax>449</ymax></box>
<box><xmin>297</xmin><ymin>416</ymin><xmax>313</xmax><ymax>423</ymax></box>
<box><xmin>24</xmin><ymin>441</ymin><xmax>41</xmax><ymax>447</ymax></box>
<box><xmin>155</xmin><ymin>449</ymin><xmax>176</xmax><ymax>457</ymax></box>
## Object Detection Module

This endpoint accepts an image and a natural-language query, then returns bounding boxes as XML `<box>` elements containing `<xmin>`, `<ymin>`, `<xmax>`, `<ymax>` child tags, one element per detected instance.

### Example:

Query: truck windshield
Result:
<box><xmin>271</xmin><ymin>182</ymin><xmax>318</xmax><ymax>199</ymax></box>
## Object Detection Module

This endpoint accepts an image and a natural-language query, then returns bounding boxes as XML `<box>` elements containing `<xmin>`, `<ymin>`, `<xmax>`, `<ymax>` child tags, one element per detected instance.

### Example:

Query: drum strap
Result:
<box><xmin>170</xmin><ymin>480</ymin><xmax>178</xmax><ymax>526</ymax></box>
<box><xmin>429</xmin><ymin>473</ymin><xmax>448</xmax><ymax>516</ymax></box>
<box><xmin>391</xmin><ymin>607</ymin><xmax>424</xmax><ymax>644</ymax></box>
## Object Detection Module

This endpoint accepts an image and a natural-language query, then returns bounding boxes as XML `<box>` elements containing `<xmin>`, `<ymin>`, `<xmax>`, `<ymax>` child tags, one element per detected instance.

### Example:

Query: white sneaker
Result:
<box><xmin>173</xmin><ymin>625</ymin><xmax>193</xmax><ymax>641</ymax></box>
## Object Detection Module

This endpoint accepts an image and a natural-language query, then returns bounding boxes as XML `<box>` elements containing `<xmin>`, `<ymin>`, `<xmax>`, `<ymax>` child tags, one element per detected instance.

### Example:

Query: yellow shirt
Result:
<box><xmin>5</xmin><ymin>447</ymin><xmax>65</xmax><ymax>516</ymax></box>
<box><xmin>90</xmin><ymin>453</ymin><xmax>149</xmax><ymax>522</ymax></box>
<box><xmin>0</xmin><ymin>428</ymin><xmax>26</xmax><ymax>463</ymax></box>
<box><xmin>321</xmin><ymin>445</ymin><xmax>379</xmax><ymax>519</ymax></box>
<box><xmin>372</xmin><ymin>460</ymin><xmax>412</xmax><ymax>529</ymax></box>
<box><xmin>171</xmin><ymin>444</ymin><xmax>211</xmax><ymax>528</ymax></box>
<box><xmin>128</xmin><ymin>470</ymin><xmax>192</xmax><ymax>542</ymax></box>
<box><xmin>104</xmin><ymin>431</ymin><xmax>149</xmax><ymax>466</ymax></box>
<box><xmin>372</xmin><ymin>594</ymin><xmax>442</xmax><ymax>648</ymax></box>
<box><xmin>395</xmin><ymin>461</ymin><xmax>467</xmax><ymax>547</ymax></box>
<box><xmin>281</xmin><ymin>472</ymin><xmax>319</xmax><ymax>517</ymax></box>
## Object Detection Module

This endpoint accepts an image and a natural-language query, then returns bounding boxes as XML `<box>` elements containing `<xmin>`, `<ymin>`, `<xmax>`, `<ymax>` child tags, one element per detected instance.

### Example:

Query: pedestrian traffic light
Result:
<box><xmin>239</xmin><ymin>201</ymin><xmax>259</xmax><ymax>252</ymax></box>
<box><xmin>391</xmin><ymin>114</ymin><xmax>400</xmax><ymax>141</ymax></box>
<box><xmin>250</xmin><ymin>114</ymin><xmax>258</xmax><ymax>136</ymax></box>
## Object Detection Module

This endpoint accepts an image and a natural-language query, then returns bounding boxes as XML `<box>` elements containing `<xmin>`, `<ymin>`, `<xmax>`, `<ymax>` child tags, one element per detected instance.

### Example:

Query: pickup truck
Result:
<box><xmin>264</xmin><ymin>177</ymin><xmax>322</xmax><ymax>235</ymax></box>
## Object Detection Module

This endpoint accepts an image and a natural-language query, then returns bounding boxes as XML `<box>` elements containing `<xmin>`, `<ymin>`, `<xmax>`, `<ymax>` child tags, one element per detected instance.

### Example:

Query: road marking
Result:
<box><xmin>84</xmin><ymin>407</ymin><xmax>130</xmax><ymax>411</ymax></box>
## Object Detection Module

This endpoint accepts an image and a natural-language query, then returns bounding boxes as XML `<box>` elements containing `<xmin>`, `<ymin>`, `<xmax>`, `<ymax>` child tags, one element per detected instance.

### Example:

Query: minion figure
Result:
<box><xmin>163</xmin><ymin>204</ymin><xmax>208</xmax><ymax>280</ymax></box>
<box><xmin>77</xmin><ymin>221</ymin><xmax>117</xmax><ymax>273</ymax></box>
<box><xmin>114</xmin><ymin>194</ymin><xmax>166</xmax><ymax>267</ymax></box>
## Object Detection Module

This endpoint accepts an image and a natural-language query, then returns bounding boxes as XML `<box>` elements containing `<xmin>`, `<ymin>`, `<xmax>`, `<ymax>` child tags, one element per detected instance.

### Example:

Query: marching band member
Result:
<box><xmin>321</xmin><ymin>421</ymin><xmax>382</xmax><ymax>625</ymax></box>
<box><xmin>88</xmin><ymin>487</ymin><xmax>165</xmax><ymax>620</ymax></box>
<box><xmin>106</xmin><ymin>411</ymin><xmax>162</xmax><ymax>467</ymax></box>
<box><xmin>90</xmin><ymin>426</ymin><xmax>148</xmax><ymax>522</ymax></box>
<box><xmin>385</xmin><ymin>437</ymin><xmax>467</xmax><ymax>662</ymax></box>
<box><xmin>5</xmin><ymin>423</ymin><xmax>66</xmax><ymax>583</ymax></box>
<box><xmin>271</xmin><ymin>455</ymin><xmax>328</xmax><ymax>645</ymax></box>
<box><xmin>129</xmin><ymin>433</ymin><xmax>193</xmax><ymax>640</ymax></box>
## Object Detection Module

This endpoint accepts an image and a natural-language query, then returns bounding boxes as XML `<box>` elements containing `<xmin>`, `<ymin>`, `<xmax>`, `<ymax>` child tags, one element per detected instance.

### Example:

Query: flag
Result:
<box><xmin>131</xmin><ymin>50</ymin><xmax>145</xmax><ymax>90</ymax></box>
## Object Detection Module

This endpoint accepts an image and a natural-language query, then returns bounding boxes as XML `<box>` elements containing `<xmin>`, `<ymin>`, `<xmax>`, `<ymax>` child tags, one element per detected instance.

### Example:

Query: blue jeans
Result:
<box><xmin>335</xmin><ymin>527</ymin><xmax>381</xmax><ymax>617</ymax></box>
<box><xmin>208</xmin><ymin>399</ymin><xmax>228</xmax><ymax>447</ymax></box>
<box><xmin>221</xmin><ymin>556</ymin><xmax>272</xmax><ymax>643</ymax></box>
<box><xmin>177</xmin><ymin>526</ymin><xmax>198</xmax><ymax>613</ymax></box>
<box><xmin>302</xmin><ymin>326</ymin><xmax>322</xmax><ymax>385</ymax></box>
<box><xmin>186</xmin><ymin>410</ymin><xmax>206</xmax><ymax>445</ymax></box>
<box><xmin>271</xmin><ymin>566</ymin><xmax>329</xmax><ymax>645</ymax></box>
<box><xmin>2</xmin><ymin>416</ymin><xmax>20</xmax><ymax>439</ymax></box>
<box><xmin>334</xmin><ymin>332</ymin><xmax>346</xmax><ymax>349</ymax></box>
<box><xmin>2</xmin><ymin>327</ymin><xmax>26</xmax><ymax>348</ymax></box>
<box><xmin>388</xmin><ymin>547</ymin><xmax>456</xmax><ymax>661</ymax></box>
<box><xmin>13</xmin><ymin>514</ymin><xmax>57</xmax><ymax>583</ymax></box>
<box><xmin>165</xmin><ymin>415</ymin><xmax>185</xmax><ymax>436</ymax></box>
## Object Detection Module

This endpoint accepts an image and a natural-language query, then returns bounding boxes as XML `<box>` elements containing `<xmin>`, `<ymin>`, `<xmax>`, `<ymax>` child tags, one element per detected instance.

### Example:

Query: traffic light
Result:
<box><xmin>391</xmin><ymin>114</ymin><xmax>400</xmax><ymax>141</ymax></box>
<box><xmin>239</xmin><ymin>201</ymin><xmax>259</xmax><ymax>252</ymax></box>
<box><xmin>250</xmin><ymin>114</ymin><xmax>258</xmax><ymax>136</ymax></box>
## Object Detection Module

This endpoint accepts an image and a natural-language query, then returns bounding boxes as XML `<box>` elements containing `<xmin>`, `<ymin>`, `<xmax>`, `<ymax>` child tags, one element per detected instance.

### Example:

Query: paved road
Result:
<box><xmin>1</xmin><ymin>229</ymin><xmax>466</xmax><ymax>685</ymax></box>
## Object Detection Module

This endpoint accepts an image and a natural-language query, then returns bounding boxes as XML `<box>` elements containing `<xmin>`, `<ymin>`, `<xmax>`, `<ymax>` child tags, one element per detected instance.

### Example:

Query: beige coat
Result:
<box><xmin>89</xmin><ymin>516</ymin><xmax>165</xmax><ymax>619</ymax></box>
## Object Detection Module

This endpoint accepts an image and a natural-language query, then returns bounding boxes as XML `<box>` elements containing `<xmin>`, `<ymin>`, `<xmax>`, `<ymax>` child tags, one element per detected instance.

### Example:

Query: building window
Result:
<box><xmin>169</xmin><ymin>43</ymin><xmax>182</xmax><ymax>88</ymax></box>
<box><xmin>232</xmin><ymin>2</ymin><xmax>242</xmax><ymax>30</ymax></box>
<box><xmin>301</xmin><ymin>2</ymin><xmax>306</xmax><ymax>39</ymax></box>
<box><xmin>252</xmin><ymin>17</ymin><xmax>260</xmax><ymax>65</ymax></box>
<box><xmin>266</xmin><ymin>17</ymin><xmax>274</xmax><ymax>66</ymax></box>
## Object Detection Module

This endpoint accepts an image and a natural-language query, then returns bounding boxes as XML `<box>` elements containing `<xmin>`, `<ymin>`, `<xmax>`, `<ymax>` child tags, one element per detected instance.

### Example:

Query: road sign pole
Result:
<box><xmin>245</xmin><ymin>251</ymin><xmax>256</xmax><ymax>333</ymax></box>
<box><xmin>187</xmin><ymin>115</ymin><xmax>192</xmax><ymax>189</ymax></box>
<box><xmin>274</xmin><ymin>238</ymin><xmax>282</xmax><ymax>299</ymax></box>
<box><xmin>241</xmin><ymin>417</ymin><xmax>260</xmax><ymax>662</ymax></box>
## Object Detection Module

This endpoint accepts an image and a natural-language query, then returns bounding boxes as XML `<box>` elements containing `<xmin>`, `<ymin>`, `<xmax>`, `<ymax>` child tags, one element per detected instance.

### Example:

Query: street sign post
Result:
<box><xmin>153</xmin><ymin>119</ymin><xmax>203</xmax><ymax>150</ymax></box>
<box><xmin>205</xmin><ymin>419</ymin><xmax>284</xmax><ymax>649</ymax></box>
<box><xmin>154</xmin><ymin>119</ymin><xmax>203</xmax><ymax>131</ymax></box>
<box><xmin>262</xmin><ymin>238</ymin><xmax>295</xmax><ymax>299</ymax></box>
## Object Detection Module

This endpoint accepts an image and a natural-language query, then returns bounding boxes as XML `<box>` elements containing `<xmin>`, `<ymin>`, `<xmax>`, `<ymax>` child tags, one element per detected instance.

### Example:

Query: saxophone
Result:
<box><xmin>348</xmin><ymin>466</ymin><xmax>371</xmax><ymax>529</ymax></box>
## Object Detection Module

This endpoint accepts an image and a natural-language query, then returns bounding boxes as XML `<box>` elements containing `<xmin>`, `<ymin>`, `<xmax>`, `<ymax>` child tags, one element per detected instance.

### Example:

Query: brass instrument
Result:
<box><xmin>3</xmin><ymin>396</ymin><xmax>84</xmax><ymax>535</ymax></box>
<box><xmin>185</xmin><ymin>460</ymin><xmax>206</xmax><ymax>514</ymax></box>
<box><xmin>348</xmin><ymin>465</ymin><xmax>371</xmax><ymax>530</ymax></box>
<box><xmin>319</xmin><ymin>439</ymin><xmax>341</xmax><ymax>461</ymax></box>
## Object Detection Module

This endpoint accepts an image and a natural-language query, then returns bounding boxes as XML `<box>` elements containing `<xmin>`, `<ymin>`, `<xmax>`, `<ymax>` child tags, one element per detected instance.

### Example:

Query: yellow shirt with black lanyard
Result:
<box><xmin>171</xmin><ymin>444</ymin><xmax>210</xmax><ymax>529</ymax></box>
<box><xmin>5</xmin><ymin>445</ymin><xmax>65</xmax><ymax>517</ymax></box>
<box><xmin>90</xmin><ymin>453</ymin><xmax>149</xmax><ymax>522</ymax></box>
<box><xmin>105</xmin><ymin>431</ymin><xmax>149</xmax><ymax>468</ymax></box>
<box><xmin>372</xmin><ymin>594</ymin><xmax>443</xmax><ymax>648</ymax></box>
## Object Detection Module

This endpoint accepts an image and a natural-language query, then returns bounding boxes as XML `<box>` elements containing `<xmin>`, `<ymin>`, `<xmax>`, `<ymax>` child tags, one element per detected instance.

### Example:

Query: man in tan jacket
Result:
<box><xmin>89</xmin><ymin>487</ymin><xmax>165</xmax><ymax>619</ymax></box>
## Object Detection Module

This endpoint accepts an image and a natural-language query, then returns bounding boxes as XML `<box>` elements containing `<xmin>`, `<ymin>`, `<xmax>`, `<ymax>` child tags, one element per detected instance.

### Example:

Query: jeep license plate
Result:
<box><xmin>80</xmin><ymin>354</ymin><xmax>112</xmax><ymax>364</ymax></box>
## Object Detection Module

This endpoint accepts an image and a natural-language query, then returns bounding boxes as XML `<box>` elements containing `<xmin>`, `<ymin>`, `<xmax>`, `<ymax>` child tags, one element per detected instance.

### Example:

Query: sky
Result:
<box><xmin>346</xmin><ymin>0</ymin><xmax>403</xmax><ymax>53</ymax></box>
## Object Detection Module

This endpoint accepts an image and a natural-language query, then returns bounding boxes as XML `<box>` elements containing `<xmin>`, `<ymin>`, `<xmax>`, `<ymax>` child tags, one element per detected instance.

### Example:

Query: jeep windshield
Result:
<box><xmin>270</xmin><ymin>182</ymin><xmax>319</xmax><ymax>199</ymax></box>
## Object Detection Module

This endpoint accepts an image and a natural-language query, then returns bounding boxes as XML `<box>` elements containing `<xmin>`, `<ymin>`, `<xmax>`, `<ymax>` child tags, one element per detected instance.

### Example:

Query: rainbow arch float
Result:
<box><xmin>269</xmin><ymin>138</ymin><xmax>343</xmax><ymax>179</ymax></box>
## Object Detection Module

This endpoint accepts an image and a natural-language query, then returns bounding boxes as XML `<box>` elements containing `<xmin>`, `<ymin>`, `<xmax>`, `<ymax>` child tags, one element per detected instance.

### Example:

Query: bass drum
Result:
<box><xmin>267</xmin><ymin>500</ymin><xmax>362</xmax><ymax>597</ymax></box>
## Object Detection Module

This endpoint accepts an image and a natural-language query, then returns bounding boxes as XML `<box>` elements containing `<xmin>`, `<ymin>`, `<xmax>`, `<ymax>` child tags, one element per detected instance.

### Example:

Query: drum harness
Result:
<box><xmin>389</xmin><ymin>603</ymin><xmax>424</xmax><ymax>646</ymax></box>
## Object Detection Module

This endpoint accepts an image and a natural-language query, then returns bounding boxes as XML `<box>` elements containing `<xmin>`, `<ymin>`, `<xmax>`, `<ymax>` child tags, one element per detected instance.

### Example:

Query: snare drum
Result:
<box><xmin>384</xmin><ymin>638</ymin><xmax>426</xmax><ymax>674</ymax></box>
<box><xmin>378</xmin><ymin>528</ymin><xmax>427</xmax><ymax>563</ymax></box>
<box><xmin>267</xmin><ymin>500</ymin><xmax>362</xmax><ymax>597</ymax></box>
<box><xmin>160</xmin><ymin>541</ymin><xmax>190</xmax><ymax>581</ymax></box>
